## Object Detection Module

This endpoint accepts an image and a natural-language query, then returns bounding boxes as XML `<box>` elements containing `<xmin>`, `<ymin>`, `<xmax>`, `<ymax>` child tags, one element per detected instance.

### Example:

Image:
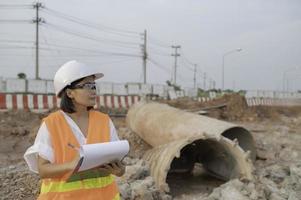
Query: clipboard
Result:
<box><xmin>66</xmin><ymin>140</ymin><xmax>129</xmax><ymax>182</ymax></box>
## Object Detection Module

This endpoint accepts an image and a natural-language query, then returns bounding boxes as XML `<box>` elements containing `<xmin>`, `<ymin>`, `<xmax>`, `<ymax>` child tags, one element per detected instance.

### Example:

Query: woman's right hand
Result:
<box><xmin>68</xmin><ymin>153</ymin><xmax>81</xmax><ymax>172</ymax></box>
<box><xmin>38</xmin><ymin>153</ymin><xmax>81</xmax><ymax>179</ymax></box>
<box><xmin>94</xmin><ymin>165</ymin><xmax>111</xmax><ymax>176</ymax></box>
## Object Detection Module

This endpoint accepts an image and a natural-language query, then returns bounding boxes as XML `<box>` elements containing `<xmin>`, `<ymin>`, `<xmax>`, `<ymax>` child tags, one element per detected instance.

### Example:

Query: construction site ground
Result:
<box><xmin>1</xmin><ymin>94</ymin><xmax>301</xmax><ymax>200</ymax></box>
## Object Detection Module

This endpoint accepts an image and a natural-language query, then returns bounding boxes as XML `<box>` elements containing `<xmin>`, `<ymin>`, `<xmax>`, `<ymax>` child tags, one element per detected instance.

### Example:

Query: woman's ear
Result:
<box><xmin>66</xmin><ymin>88</ymin><xmax>74</xmax><ymax>99</ymax></box>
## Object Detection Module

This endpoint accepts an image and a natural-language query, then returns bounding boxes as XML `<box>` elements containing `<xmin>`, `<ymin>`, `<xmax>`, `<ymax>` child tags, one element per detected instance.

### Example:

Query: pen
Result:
<box><xmin>68</xmin><ymin>143</ymin><xmax>79</xmax><ymax>151</ymax></box>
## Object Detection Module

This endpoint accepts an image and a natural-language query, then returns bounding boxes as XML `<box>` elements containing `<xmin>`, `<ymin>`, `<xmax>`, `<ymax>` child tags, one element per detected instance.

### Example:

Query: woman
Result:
<box><xmin>24</xmin><ymin>60</ymin><xmax>125</xmax><ymax>200</ymax></box>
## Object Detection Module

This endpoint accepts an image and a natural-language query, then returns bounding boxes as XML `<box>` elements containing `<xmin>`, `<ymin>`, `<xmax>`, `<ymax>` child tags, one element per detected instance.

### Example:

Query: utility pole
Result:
<box><xmin>203</xmin><ymin>72</ymin><xmax>207</xmax><ymax>91</ymax></box>
<box><xmin>33</xmin><ymin>2</ymin><xmax>43</xmax><ymax>80</ymax></box>
<box><xmin>141</xmin><ymin>30</ymin><xmax>147</xmax><ymax>84</ymax></box>
<box><xmin>193</xmin><ymin>64</ymin><xmax>197</xmax><ymax>88</ymax></box>
<box><xmin>171</xmin><ymin>45</ymin><xmax>181</xmax><ymax>85</ymax></box>
<box><xmin>208</xmin><ymin>78</ymin><xmax>212</xmax><ymax>90</ymax></box>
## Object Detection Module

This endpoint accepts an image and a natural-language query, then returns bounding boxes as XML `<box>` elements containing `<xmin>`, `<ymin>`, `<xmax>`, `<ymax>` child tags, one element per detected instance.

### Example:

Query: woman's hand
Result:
<box><xmin>38</xmin><ymin>153</ymin><xmax>81</xmax><ymax>179</ymax></box>
<box><xmin>97</xmin><ymin>161</ymin><xmax>125</xmax><ymax>177</ymax></box>
<box><xmin>68</xmin><ymin>153</ymin><xmax>81</xmax><ymax>172</ymax></box>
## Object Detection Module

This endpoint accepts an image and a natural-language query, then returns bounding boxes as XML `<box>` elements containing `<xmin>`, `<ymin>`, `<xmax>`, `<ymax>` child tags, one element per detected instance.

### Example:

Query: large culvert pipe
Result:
<box><xmin>126</xmin><ymin>101</ymin><xmax>256</xmax><ymax>192</ymax></box>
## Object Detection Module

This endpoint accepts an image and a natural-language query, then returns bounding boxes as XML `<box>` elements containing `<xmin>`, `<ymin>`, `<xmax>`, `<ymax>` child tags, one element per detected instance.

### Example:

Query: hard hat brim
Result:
<box><xmin>94</xmin><ymin>73</ymin><xmax>104</xmax><ymax>80</ymax></box>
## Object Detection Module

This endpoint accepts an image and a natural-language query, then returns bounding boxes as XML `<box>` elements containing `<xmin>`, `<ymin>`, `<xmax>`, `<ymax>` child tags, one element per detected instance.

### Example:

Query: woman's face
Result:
<box><xmin>67</xmin><ymin>76</ymin><xmax>97</xmax><ymax>108</ymax></box>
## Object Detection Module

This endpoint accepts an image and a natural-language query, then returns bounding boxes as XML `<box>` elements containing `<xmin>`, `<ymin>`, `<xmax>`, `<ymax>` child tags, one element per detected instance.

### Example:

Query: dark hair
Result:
<box><xmin>59</xmin><ymin>77</ymin><xmax>94</xmax><ymax>113</ymax></box>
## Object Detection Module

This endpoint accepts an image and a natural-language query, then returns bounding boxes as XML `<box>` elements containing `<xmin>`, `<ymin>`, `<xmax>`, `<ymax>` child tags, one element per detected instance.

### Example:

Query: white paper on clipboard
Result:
<box><xmin>77</xmin><ymin>140</ymin><xmax>129</xmax><ymax>172</ymax></box>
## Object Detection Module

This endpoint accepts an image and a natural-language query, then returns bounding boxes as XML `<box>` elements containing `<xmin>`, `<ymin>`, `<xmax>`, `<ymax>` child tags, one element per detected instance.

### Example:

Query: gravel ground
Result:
<box><xmin>1</xmin><ymin>98</ymin><xmax>301</xmax><ymax>199</ymax></box>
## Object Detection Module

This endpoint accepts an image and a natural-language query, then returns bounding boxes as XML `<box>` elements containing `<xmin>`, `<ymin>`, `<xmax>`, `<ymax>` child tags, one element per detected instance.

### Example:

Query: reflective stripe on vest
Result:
<box><xmin>41</xmin><ymin>174</ymin><xmax>115</xmax><ymax>194</ymax></box>
<box><xmin>39</xmin><ymin>110</ymin><xmax>119</xmax><ymax>200</ymax></box>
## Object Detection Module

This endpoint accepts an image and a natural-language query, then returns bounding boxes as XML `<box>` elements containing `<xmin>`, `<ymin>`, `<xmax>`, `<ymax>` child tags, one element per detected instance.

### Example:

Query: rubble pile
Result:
<box><xmin>203</xmin><ymin>163</ymin><xmax>301</xmax><ymax>200</ymax></box>
<box><xmin>116</xmin><ymin>159</ymin><xmax>172</xmax><ymax>200</ymax></box>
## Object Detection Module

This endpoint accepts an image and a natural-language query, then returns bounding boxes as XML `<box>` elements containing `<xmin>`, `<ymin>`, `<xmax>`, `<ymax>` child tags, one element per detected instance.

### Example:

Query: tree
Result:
<box><xmin>17</xmin><ymin>73</ymin><xmax>27</xmax><ymax>79</ymax></box>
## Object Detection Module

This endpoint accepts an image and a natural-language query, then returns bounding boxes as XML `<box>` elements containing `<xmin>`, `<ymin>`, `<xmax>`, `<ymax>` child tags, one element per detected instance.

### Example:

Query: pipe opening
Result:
<box><xmin>222</xmin><ymin>127</ymin><xmax>256</xmax><ymax>160</ymax></box>
<box><xmin>166</xmin><ymin>139</ymin><xmax>233</xmax><ymax>196</ymax></box>
<box><xmin>167</xmin><ymin>139</ymin><xmax>238</xmax><ymax>180</ymax></box>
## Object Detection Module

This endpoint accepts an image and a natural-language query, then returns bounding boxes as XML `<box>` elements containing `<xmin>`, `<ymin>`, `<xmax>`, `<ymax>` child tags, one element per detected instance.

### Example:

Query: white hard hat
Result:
<box><xmin>54</xmin><ymin>60</ymin><xmax>104</xmax><ymax>96</ymax></box>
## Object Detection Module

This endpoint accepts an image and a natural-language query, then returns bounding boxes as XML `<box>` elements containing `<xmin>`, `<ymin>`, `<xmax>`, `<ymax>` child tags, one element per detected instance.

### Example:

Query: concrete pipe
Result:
<box><xmin>126</xmin><ymin>101</ymin><xmax>256</xmax><ymax>192</ymax></box>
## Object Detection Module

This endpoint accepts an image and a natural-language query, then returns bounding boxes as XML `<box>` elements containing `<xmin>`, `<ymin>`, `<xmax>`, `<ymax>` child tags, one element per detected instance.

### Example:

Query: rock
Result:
<box><xmin>131</xmin><ymin>180</ymin><xmax>153</xmax><ymax>200</ymax></box>
<box><xmin>124</xmin><ymin>160</ymin><xmax>150</xmax><ymax>180</ymax></box>
<box><xmin>8</xmin><ymin>165</ymin><xmax>16</xmax><ymax>170</ymax></box>
<box><xmin>118</xmin><ymin>182</ymin><xmax>131</xmax><ymax>199</ymax></box>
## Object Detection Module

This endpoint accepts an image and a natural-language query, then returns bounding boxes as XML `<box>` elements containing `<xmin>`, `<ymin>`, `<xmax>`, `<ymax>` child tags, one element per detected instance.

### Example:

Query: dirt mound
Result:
<box><xmin>217</xmin><ymin>94</ymin><xmax>255</xmax><ymax>121</ymax></box>
<box><xmin>156</xmin><ymin>94</ymin><xmax>301</xmax><ymax>122</ymax></box>
<box><xmin>156</xmin><ymin>94</ymin><xmax>257</xmax><ymax>121</ymax></box>
<box><xmin>157</xmin><ymin>97</ymin><xmax>204</xmax><ymax>110</ymax></box>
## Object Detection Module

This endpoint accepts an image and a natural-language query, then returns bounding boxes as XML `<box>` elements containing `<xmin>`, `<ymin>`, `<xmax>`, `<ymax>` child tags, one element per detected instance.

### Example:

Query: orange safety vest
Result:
<box><xmin>38</xmin><ymin>110</ymin><xmax>120</xmax><ymax>200</ymax></box>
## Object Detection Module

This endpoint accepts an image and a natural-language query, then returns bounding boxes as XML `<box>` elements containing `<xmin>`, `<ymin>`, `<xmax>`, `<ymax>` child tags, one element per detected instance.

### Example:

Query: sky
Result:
<box><xmin>0</xmin><ymin>0</ymin><xmax>301</xmax><ymax>91</ymax></box>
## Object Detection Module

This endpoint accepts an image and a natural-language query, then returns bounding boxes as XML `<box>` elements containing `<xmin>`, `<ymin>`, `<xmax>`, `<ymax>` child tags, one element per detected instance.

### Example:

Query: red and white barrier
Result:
<box><xmin>0</xmin><ymin>93</ymin><xmax>141</xmax><ymax>111</ymax></box>
<box><xmin>246</xmin><ymin>97</ymin><xmax>301</xmax><ymax>107</ymax></box>
<box><xmin>1</xmin><ymin>93</ymin><xmax>300</xmax><ymax>111</ymax></box>
<box><xmin>197</xmin><ymin>97</ymin><xmax>211</xmax><ymax>103</ymax></box>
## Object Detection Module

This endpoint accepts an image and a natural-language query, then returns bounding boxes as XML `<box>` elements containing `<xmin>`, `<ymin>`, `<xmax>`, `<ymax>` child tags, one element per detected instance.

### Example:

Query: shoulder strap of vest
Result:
<box><xmin>87</xmin><ymin>110</ymin><xmax>110</xmax><ymax>143</ymax></box>
<box><xmin>43</xmin><ymin>110</ymin><xmax>79</xmax><ymax>164</ymax></box>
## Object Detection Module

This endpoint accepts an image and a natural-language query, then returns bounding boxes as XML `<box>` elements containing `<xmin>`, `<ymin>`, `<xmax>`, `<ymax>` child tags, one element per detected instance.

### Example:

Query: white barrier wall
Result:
<box><xmin>176</xmin><ymin>90</ymin><xmax>185</xmax><ymax>98</ymax></box>
<box><xmin>97</xmin><ymin>82</ymin><xmax>113</xmax><ymax>94</ymax></box>
<box><xmin>0</xmin><ymin>78</ymin><xmax>4</xmax><ymax>92</ymax></box>
<box><xmin>127</xmin><ymin>83</ymin><xmax>140</xmax><ymax>95</ymax></box>
<box><xmin>153</xmin><ymin>84</ymin><xmax>165</xmax><ymax>97</ymax></box>
<box><xmin>27</xmin><ymin>79</ymin><xmax>47</xmax><ymax>94</ymax></box>
<box><xmin>209</xmin><ymin>92</ymin><xmax>217</xmax><ymax>98</ymax></box>
<box><xmin>2</xmin><ymin>78</ymin><xmax>300</xmax><ymax>102</ymax></box>
<box><xmin>246</xmin><ymin>90</ymin><xmax>301</xmax><ymax>99</ymax></box>
<box><xmin>168</xmin><ymin>90</ymin><xmax>177</xmax><ymax>100</ymax></box>
<box><xmin>185</xmin><ymin>88</ymin><xmax>198</xmax><ymax>97</ymax></box>
<box><xmin>6</xmin><ymin>78</ymin><xmax>26</xmax><ymax>93</ymax></box>
<box><xmin>46</xmin><ymin>81</ymin><xmax>55</xmax><ymax>94</ymax></box>
<box><xmin>112</xmin><ymin>83</ymin><xmax>127</xmax><ymax>95</ymax></box>
<box><xmin>140</xmin><ymin>84</ymin><xmax>152</xmax><ymax>95</ymax></box>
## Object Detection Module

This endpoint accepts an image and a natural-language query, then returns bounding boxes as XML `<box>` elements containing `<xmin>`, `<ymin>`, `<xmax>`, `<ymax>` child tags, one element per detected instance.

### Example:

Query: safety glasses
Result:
<box><xmin>70</xmin><ymin>82</ymin><xmax>96</xmax><ymax>90</ymax></box>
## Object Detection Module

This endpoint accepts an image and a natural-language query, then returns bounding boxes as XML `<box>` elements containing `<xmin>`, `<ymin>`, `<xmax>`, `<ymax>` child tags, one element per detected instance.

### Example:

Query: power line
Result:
<box><xmin>38</xmin><ymin>42</ymin><xmax>141</xmax><ymax>57</ymax></box>
<box><xmin>39</xmin><ymin>58</ymin><xmax>138</xmax><ymax>70</ymax></box>
<box><xmin>42</xmin><ymin>7</ymin><xmax>139</xmax><ymax>36</ymax></box>
<box><xmin>148</xmin><ymin>35</ymin><xmax>171</xmax><ymax>48</ymax></box>
<box><xmin>148</xmin><ymin>57</ymin><xmax>171</xmax><ymax>75</ymax></box>
<box><xmin>0</xmin><ymin>40</ymin><xmax>35</xmax><ymax>44</ymax></box>
<box><xmin>0</xmin><ymin>4</ymin><xmax>32</xmax><ymax>9</ymax></box>
<box><xmin>180</xmin><ymin>49</ymin><xmax>195</xmax><ymax>66</ymax></box>
<box><xmin>42</xmin><ymin>10</ymin><xmax>138</xmax><ymax>40</ymax></box>
<box><xmin>0</xmin><ymin>45</ymin><xmax>53</xmax><ymax>51</ymax></box>
<box><xmin>0</xmin><ymin>20</ymin><xmax>33</xmax><ymax>23</ymax></box>
<box><xmin>148</xmin><ymin>57</ymin><xmax>187</xmax><ymax>83</ymax></box>
<box><xmin>0</xmin><ymin>54</ymin><xmax>33</xmax><ymax>57</ymax></box>
<box><xmin>42</xmin><ymin>23</ymin><xmax>140</xmax><ymax>49</ymax></box>
<box><xmin>148</xmin><ymin>47</ymin><xmax>171</xmax><ymax>57</ymax></box>
<box><xmin>39</xmin><ymin>30</ymin><xmax>139</xmax><ymax>52</ymax></box>
<box><xmin>40</xmin><ymin>28</ymin><xmax>63</xmax><ymax>67</ymax></box>
<box><xmin>179</xmin><ymin>60</ymin><xmax>195</xmax><ymax>72</ymax></box>
<box><xmin>44</xmin><ymin>58</ymin><xmax>137</xmax><ymax>65</ymax></box>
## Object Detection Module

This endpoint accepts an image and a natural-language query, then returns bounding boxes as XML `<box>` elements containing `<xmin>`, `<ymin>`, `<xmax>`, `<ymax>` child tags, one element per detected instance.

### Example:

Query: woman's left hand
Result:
<box><xmin>98</xmin><ymin>161</ymin><xmax>125</xmax><ymax>177</ymax></box>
